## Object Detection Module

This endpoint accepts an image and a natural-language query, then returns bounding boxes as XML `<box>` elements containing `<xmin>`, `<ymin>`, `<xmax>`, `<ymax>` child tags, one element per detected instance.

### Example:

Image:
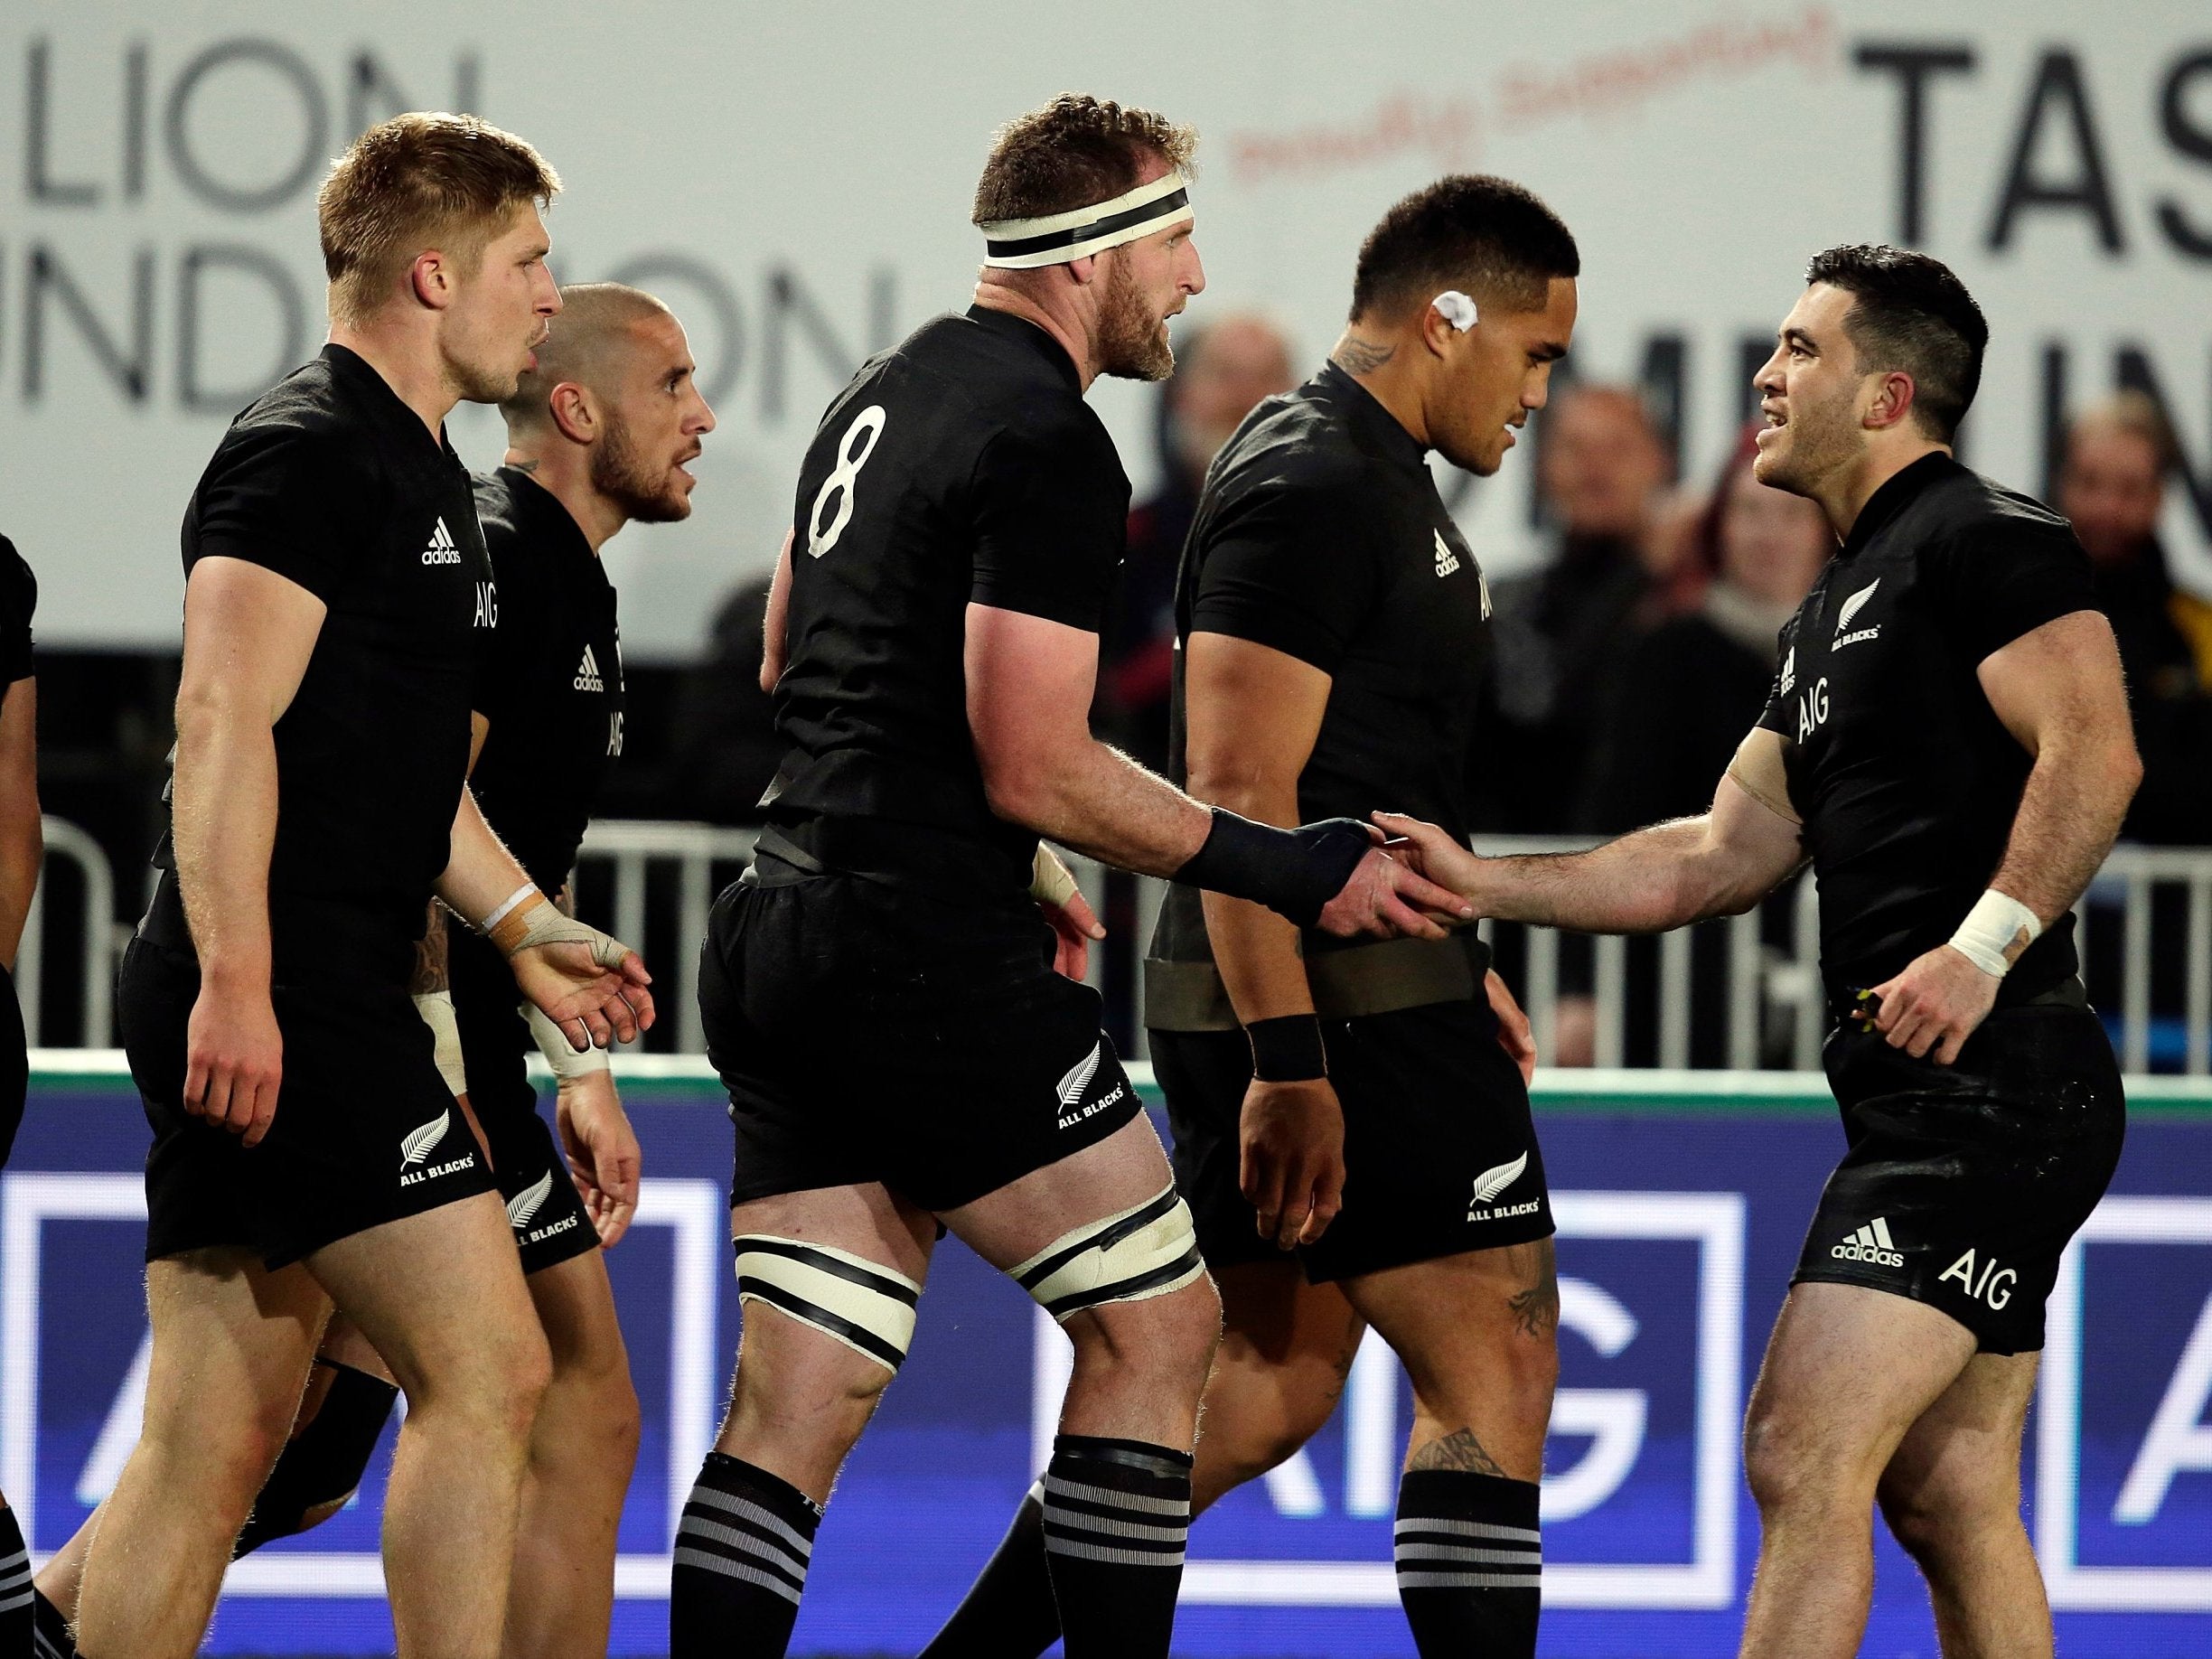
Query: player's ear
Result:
<box><xmin>1064</xmin><ymin>253</ymin><xmax>1101</xmax><ymax>289</ymax></box>
<box><xmin>409</xmin><ymin>249</ymin><xmax>454</xmax><ymax>312</ymax></box>
<box><xmin>549</xmin><ymin>381</ymin><xmax>596</xmax><ymax>445</ymax></box>
<box><xmin>1864</xmin><ymin>370</ymin><xmax>1917</xmax><ymax>432</ymax></box>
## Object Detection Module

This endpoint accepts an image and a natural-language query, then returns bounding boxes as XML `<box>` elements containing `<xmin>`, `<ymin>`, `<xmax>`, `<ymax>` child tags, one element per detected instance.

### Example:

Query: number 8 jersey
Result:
<box><xmin>764</xmin><ymin>305</ymin><xmax>1130</xmax><ymax>900</ymax></box>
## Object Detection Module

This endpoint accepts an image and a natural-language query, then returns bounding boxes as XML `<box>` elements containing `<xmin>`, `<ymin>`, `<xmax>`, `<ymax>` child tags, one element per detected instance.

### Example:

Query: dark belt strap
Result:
<box><xmin>753</xmin><ymin>815</ymin><xmax>1025</xmax><ymax>901</ymax></box>
<box><xmin>1145</xmin><ymin>931</ymin><xmax>1495</xmax><ymax>1032</ymax></box>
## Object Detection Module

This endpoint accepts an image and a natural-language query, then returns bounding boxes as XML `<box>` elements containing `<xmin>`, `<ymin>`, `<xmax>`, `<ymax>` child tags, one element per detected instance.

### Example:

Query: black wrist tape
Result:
<box><xmin>1176</xmin><ymin>808</ymin><xmax>1371</xmax><ymax>928</ymax></box>
<box><xmin>1247</xmin><ymin>1014</ymin><xmax>1327</xmax><ymax>1082</ymax></box>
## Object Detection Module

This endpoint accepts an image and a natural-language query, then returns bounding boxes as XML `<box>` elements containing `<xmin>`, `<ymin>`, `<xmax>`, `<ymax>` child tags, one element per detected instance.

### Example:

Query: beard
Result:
<box><xmin>1095</xmin><ymin>258</ymin><xmax>1176</xmax><ymax>383</ymax></box>
<box><xmin>1757</xmin><ymin>386</ymin><xmax>1859</xmax><ymax>500</ymax></box>
<box><xmin>590</xmin><ymin>410</ymin><xmax>691</xmax><ymax>524</ymax></box>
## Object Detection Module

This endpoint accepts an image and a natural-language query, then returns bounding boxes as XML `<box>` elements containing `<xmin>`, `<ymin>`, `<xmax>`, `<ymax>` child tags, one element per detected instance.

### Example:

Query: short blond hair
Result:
<box><xmin>2069</xmin><ymin>389</ymin><xmax>2179</xmax><ymax>474</ymax></box>
<box><xmin>318</xmin><ymin>112</ymin><xmax>560</xmax><ymax>326</ymax></box>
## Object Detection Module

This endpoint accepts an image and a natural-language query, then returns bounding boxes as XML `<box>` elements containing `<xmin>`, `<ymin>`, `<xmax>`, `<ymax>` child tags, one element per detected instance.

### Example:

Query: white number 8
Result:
<box><xmin>807</xmin><ymin>404</ymin><xmax>888</xmax><ymax>558</ymax></box>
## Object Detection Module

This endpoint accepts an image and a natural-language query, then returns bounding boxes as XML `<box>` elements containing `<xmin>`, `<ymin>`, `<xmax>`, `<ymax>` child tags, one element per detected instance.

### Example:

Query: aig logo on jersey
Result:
<box><xmin>422</xmin><ymin>517</ymin><xmax>464</xmax><ymax>566</ymax></box>
<box><xmin>1832</xmin><ymin>577</ymin><xmax>1881</xmax><ymax>648</ymax></box>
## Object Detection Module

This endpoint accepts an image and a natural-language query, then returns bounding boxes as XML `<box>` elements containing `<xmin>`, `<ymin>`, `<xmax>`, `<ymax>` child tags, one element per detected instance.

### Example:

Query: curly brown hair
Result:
<box><xmin>319</xmin><ymin>112</ymin><xmax>561</xmax><ymax>326</ymax></box>
<box><xmin>971</xmin><ymin>94</ymin><xmax>1196</xmax><ymax>230</ymax></box>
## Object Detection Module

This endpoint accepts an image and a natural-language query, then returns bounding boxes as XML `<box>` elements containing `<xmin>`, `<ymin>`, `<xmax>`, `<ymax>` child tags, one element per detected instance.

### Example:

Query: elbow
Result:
<box><xmin>978</xmin><ymin>751</ymin><xmax>1049</xmax><ymax>826</ymax></box>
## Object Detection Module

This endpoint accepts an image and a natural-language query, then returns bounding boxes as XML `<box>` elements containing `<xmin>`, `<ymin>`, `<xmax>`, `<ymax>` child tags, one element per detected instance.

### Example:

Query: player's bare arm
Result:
<box><xmin>171</xmin><ymin>556</ymin><xmax>326</xmax><ymax>1147</ymax></box>
<box><xmin>1184</xmin><ymin>629</ymin><xmax>1346</xmax><ymax>1250</ymax></box>
<box><xmin>759</xmin><ymin>527</ymin><xmax>793</xmax><ymax>694</ymax></box>
<box><xmin>0</xmin><ymin>672</ymin><xmax>41</xmax><ymax>966</ymax></box>
<box><xmin>1867</xmin><ymin>607</ymin><xmax>2139</xmax><ymax>1064</ymax></box>
<box><xmin>1376</xmin><ymin>726</ymin><xmax>1807</xmax><ymax>933</ymax></box>
<box><xmin>965</xmin><ymin>603</ymin><xmax>1474</xmax><ymax>939</ymax></box>
<box><xmin>545</xmin><ymin>881</ymin><xmax>642</xmax><ymax>1244</ymax></box>
<box><xmin>436</xmin><ymin>788</ymin><xmax>653</xmax><ymax>1050</ymax></box>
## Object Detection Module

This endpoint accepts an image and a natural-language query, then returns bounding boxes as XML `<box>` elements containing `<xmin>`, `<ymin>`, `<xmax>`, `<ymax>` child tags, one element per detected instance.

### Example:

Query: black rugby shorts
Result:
<box><xmin>123</xmin><ymin>933</ymin><xmax>498</xmax><ymax>1268</ymax></box>
<box><xmin>449</xmin><ymin>928</ymin><xmax>600</xmax><ymax>1278</ymax></box>
<box><xmin>1792</xmin><ymin>997</ymin><xmax>2125</xmax><ymax>1354</ymax></box>
<box><xmin>699</xmin><ymin>866</ymin><xmax>1143</xmax><ymax>1214</ymax></box>
<box><xmin>1152</xmin><ymin>996</ymin><xmax>1554</xmax><ymax>1284</ymax></box>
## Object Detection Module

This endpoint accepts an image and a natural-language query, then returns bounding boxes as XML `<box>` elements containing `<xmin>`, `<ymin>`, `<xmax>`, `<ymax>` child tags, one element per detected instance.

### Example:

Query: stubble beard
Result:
<box><xmin>591</xmin><ymin>409</ymin><xmax>690</xmax><ymax>524</ymax></box>
<box><xmin>1096</xmin><ymin>259</ymin><xmax>1176</xmax><ymax>383</ymax></box>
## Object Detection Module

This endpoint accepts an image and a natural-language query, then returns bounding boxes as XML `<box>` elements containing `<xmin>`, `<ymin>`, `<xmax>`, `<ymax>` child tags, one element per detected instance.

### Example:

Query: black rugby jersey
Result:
<box><xmin>1148</xmin><ymin>363</ymin><xmax>1493</xmax><ymax>999</ymax></box>
<box><xmin>152</xmin><ymin>345</ymin><xmax>495</xmax><ymax>963</ymax></box>
<box><xmin>764</xmin><ymin>305</ymin><xmax>1129</xmax><ymax>897</ymax></box>
<box><xmin>0</xmin><ymin>537</ymin><xmax>35</xmax><ymax>688</ymax></box>
<box><xmin>1756</xmin><ymin>453</ymin><xmax>2098</xmax><ymax>1003</ymax></box>
<box><xmin>467</xmin><ymin>465</ymin><xmax>624</xmax><ymax>895</ymax></box>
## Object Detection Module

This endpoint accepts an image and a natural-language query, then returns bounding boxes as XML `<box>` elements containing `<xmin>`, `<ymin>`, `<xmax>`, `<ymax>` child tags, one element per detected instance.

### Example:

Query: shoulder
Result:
<box><xmin>1204</xmin><ymin>396</ymin><xmax>1375</xmax><ymax>515</ymax></box>
<box><xmin>1913</xmin><ymin>464</ymin><xmax>2078</xmax><ymax>555</ymax></box>
<box><xmin>204</xmin><ymin>365</ymin><xmax>377</xmax><ymax>491</ymax></box>
<box><xmin>0</xmin><ymin>536</ymin><xmax>33</xmax><ymax>612</ymax></box>
<box><xmin>471</xmin><ymin>468</ymin><xmax>526</xmax><ymax>546</ymax></box>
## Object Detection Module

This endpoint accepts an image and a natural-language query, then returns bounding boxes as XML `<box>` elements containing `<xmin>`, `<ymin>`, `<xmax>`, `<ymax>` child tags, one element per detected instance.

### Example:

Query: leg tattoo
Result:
<box><xmin>1408</xmin><ymin>1428</ymin><xmax>1507</xmax><ymax>1477</ymax></box>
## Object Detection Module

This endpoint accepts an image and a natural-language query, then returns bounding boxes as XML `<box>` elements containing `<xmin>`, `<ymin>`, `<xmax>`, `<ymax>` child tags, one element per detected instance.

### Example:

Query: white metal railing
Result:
<box><xmin>19</xmin><ymin>817</ymin><xmax>119</xmax><ymax>1047</ymax></box>
<box><xmin>574</xmin><ymin>820</ymin><xmax>758</xmax><ymax>1055</ymax></box>
<box><xmin>15</xmin><ymin>820</ymin><xmax>2212</xmax><ymax>1073</ymax></box>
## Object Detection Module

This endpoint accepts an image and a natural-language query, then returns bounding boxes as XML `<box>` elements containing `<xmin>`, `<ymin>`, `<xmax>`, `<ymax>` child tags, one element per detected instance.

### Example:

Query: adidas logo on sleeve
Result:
<box><xmin>574</xmin><ymin>645</ymin><xmax>606</xmax><ymax>692</ymax></box>
<box><xmin>421</xmin><ymin>517</ymin><xmax>463</xmax><ymax>566</ymax></box>
<box><xmin>1831</xmin><ymin>1215</ymin><xmax>1904</xmax><ymax>1268</ymax></box>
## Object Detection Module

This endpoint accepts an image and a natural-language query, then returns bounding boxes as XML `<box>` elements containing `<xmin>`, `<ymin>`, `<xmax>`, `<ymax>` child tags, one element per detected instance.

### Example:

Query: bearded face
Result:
<box><xmin>590</xmin><ymin>404</ymin><xmax>693</xmax><ymax>523</ymax></box>
<box><xmin>1094</xmin><ymin>253</ymin><xmax>1176</xmax><ymax>383</ymax></box>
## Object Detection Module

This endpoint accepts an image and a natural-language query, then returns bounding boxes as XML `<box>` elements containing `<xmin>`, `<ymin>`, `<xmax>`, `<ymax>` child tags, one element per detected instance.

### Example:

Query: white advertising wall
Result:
<box><xmin>4</xmin><ymin>1</ymin><xmax>2208</xmax><ymax>657</ymax></box>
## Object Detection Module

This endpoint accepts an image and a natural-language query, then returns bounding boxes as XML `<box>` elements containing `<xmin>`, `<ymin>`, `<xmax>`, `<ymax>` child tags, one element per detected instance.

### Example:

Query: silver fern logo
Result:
<box><xmin>507</xmin><ymin>1170</ymin><xmax>555</xmax><ymax>1231</ymax></box>
<box><xmin>399</xmin><ymin>1109</ymin><xmax>452</xmax><ymax>1170</ymax></box>
<box><xmin>1833</xmin><ymin>578</ymin><xmax>1882</xmax><ymax>646</ymax></box>
<box><xmin>1055</xmin><ymin>1042</ymin><xmax>1102</xmax><ymax>1111</ymax></box>
<box><xmin>1470</xmin><ymin>1151</ymin><xmax>1528</xmax><ymax>1205</ymax></box>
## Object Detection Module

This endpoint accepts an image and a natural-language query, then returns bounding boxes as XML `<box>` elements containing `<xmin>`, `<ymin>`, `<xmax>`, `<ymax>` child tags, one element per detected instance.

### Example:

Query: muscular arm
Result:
<box><xmin>1185</xmin><ymin>633</ymin><xmax>1329</xmax><ymax>1020</ymax></box>
<box><xmin>963</xmin><ymin>604</ymin><xmax>1212</xmax><ymax>876</ymax></box>
<box><xmin>173</xmin><ymin>559</ymin><xmax>325</xmax><ymax>990</ymax></box>
<box><xmin>1977</xmin><ymin>609</ymin><xmax>2139</xmax><ymax>929</ymax></box>
<box><xmin>0</xmin><ymin>677</ymin><xmax>41</xmax><ymax>968</ymax></box>
<box><xmin>1379</xmin><ymin>728</ymin><xmax>1806</xmax><ymax>931</ymax></box>
<box><xmin>760</xmin><ymin>528</ymin><xmax>793</xmax><ymax>695</ymax></box>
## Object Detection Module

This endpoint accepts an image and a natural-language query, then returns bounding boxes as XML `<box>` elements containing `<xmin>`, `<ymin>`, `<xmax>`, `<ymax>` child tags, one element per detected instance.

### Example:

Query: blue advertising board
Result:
<box><xmin>5</xmin><ymin>1058</ymin><xmax>2209</xmax><ymax>1656</ymax></box>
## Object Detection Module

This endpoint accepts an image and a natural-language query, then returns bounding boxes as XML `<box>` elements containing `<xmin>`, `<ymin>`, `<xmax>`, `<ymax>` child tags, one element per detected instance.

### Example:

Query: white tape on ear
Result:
<box><xmin>1433</xmin><ymin>290</ymin><xmax>1479</xmax><ymax>332</ymax></box>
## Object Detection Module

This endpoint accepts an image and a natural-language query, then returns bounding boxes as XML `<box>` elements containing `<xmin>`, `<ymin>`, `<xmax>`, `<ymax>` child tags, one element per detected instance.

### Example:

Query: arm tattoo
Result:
<box><xmin>1408</xmin><ymin>1427</ymin><xmax>1507</xmax><ymax>1476</ymax></box>
<box><xmin>409</xmin><ymin>902</ymin><xmax>451</xmax><ymax>996</ymax></box>
<box><xmin>1508</xmin><ymin>1238</ymin><xmax>1561</xmax><ymax>1340</ymax></box>
<box><xmin>1332</xmin><ymin>334</ymin><xmax>1395</xmax><ymax>374</ymax></box>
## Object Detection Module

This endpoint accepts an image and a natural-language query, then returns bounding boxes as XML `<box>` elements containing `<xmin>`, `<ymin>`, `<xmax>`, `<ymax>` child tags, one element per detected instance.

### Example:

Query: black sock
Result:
<box><xmin>670</xmin><ymin>1452</ymin><xmax>822</xmax><ymax>1659</ymax></box>
<box><xmin>234</xmin><ymin>1362</ymin><xmax>400</xmax><ymax>1557</ymax></box>
<box><xmin>30</xmin><ymin>1588</ymin><xmax>72</xmax><ymax>1659</ymax></box>
<box><xmin>1040</xmin><ymin>1435</ymin><xmax>1191</xmax><ymax>1659</ymax></box>
<box><xmin>917</xmin><ymin>1479</ymin><xmax>1061</xmax><ymax>1657</ymax></box>
<box><xmin>1394</xmin><ymin>1469</ymin><xmax>1542</xmax><ymax>1656</ymax></box>
<box><xmin>0</xmin><ymin>1505</ymin><xmax>28</xmax><ymax>1654</ymax></box>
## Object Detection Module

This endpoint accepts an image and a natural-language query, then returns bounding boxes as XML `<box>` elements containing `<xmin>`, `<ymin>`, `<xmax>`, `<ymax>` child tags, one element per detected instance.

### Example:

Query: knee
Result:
<box><xmin>1068</xmin><ymin>1276</ymin><xmax>1223</xmax><ymax>1399</ymax></box>
<box><xmin>1879</xmin><ymin>1467</ymin><xmax>2019</xmax><ymax>1565</ymax></box>
<box><xmin>1742</xmin><ymin>1402</ymin><xmax>1853</xmax><ymax>1520</ymax></box>
<box><xmin>136</xmin><ymin>1387</ymin><xmax>298</xmax><ymax>1516</ymax></box>
<box><xmin>548</xmin><ymin>1334</ymin><xmax>642</xmax><ymax>1461</ymax></box>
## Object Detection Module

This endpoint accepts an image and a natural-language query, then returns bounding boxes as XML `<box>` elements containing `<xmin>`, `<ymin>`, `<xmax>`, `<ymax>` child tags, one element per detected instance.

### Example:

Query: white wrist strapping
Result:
<box><xmin>481</xmin><ymin>882</ymin><xmax>540</xmax><ymax>933</ymax></box>
<box><xmin>526</xmin><ymin>1001</ymin><xmax>611</xmax><ymax>1080</ymax></box>
<box><xmin>1030</xmin><ymin>844</ymin><xmax>1080</xmax><ymax>910</ymax></box>
<box><xmin>411</xmin><ymin>992</ymin><xmax>470</xmax><ymax>1095</ymax></box>
<box><xmin>1949</xmin><ymin>888</ymin><xmax>2041</xmax><ymax>979</ymax></box>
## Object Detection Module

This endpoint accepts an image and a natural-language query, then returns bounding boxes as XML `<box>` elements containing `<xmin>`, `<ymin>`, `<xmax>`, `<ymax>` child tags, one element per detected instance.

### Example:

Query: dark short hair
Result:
<box><xmin>1349</xmin><ymin>174</ymin><xmax>1579</xmax><ymax>323</ymax></box>
<box><xmin>1804</xmin><ymin>244</ymin><xmax>1988</xmax><ymax>443</ymax></box>
<box><xmin>972</xmin><ymin>94</ymin><xmax>1196</xmax><ymax>229</ymax></box>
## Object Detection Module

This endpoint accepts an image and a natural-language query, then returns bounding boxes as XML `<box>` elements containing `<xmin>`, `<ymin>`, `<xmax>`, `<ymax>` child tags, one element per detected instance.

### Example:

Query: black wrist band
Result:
<box><xmin>1175</xmin><ymin>807</ymin><xmax>1371</xmax><ymax>927</ymax></box>
<box><xmin>1247</xmin><ymin>1014</ymin><xmax>1327</xmax><ymax>1082</ymax></box>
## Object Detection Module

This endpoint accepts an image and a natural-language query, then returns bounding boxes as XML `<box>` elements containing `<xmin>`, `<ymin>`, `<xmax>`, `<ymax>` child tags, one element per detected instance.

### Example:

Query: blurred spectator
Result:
<box><xmin>1580</xmin><ymin>427</ymin><xmax>1830</xmax><ymax>830</ymax></box>
<box><xmin>1095</xmin><ymin>314</ymin><xmax>1296</xmax><ymax>769</ymax></box>
<box><xmin>1479</xmin><ymin>383</ymin><xmax>1673</xmax><ymax>831</ymax></box>
<box><xmin>668</xmin><ymin>569</ymin><xmax>783</xmax><ymax>824</ymax></box>
<box><xmin>2057</xmin><ymin>392</ymin><xmax>2212</xmax><ymax>843</ymax></box>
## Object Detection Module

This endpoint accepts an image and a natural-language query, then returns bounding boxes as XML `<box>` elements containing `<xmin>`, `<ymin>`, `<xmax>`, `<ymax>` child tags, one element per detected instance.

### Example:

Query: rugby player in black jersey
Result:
<box><xmin>1382</xmin><ymin>245</ymin><xmax>2138</xmax><ymax>1659</ymax></box>
<box><xmin>927</xmin><ymin>175</ymin><xmax>1577</xmax><ymax>1659</ymax></box>
<box><xmin>75</xmin><ymin>117</ymin><xmax>654</xmax><ymax>1659</ymax></box>
<box><xmin>0</xmin><ymin>536</ymin><xmax>37</xmax><ymax>1659</ymax></box>
<box><xmin>670</xmin><ymin>97</ymin><xmax>1469</xmax><ymax>1659</ymax></box>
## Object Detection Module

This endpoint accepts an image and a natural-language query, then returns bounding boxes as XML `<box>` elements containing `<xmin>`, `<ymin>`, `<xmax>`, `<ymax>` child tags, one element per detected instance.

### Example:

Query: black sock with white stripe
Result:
<box><xmin>1394</xmin><ymin>1471</ymin><xmax>1542</xmax><ymax>1656</ymax></box>
<box><xmin>1040</xmin><ymin>1435</ymin><xmax>1191</xmax><ymax>1659</ymax></box>
<box><xmin>0</xmin><ymin>1504</ymin><xmax>29</xmax><ymax>1654</ymax></box>
<box><xmin>29</xmin><ymin>1588</ymin><xmax>71</xmax><ymax>1659</ymax></box>
<box><xmin>669</xmin><ymin>1453</ymin><xmax>821</xmax><ymax>1659</ymax></box>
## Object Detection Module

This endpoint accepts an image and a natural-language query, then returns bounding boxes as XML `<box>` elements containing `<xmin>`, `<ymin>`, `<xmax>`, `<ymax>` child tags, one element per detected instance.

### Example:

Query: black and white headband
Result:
<box><xmin>979</xmin><ymin>171</ymin><xmax>1194</xmax><ymax>269</ymax></box>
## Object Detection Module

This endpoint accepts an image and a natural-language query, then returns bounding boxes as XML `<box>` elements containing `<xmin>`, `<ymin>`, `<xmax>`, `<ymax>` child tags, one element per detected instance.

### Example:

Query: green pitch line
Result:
<box><xmin>30</xmin><ymin>1051</ymin><xmax>2212</xmax><ymax>1120</ymax></box>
